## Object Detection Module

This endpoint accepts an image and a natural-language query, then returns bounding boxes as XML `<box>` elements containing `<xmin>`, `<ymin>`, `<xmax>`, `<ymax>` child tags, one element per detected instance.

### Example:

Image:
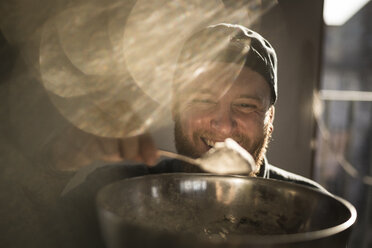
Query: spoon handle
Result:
<box><xmin>157</xmin><ymin>150</ymin><xmax>199</xmax><ymax>166</ymax></box>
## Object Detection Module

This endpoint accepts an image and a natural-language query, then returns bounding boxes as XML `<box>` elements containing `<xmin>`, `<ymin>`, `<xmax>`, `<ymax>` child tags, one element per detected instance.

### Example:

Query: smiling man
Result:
<box><xmin>53</xmin><ymin>23</ymin><xmax>327</xmax><ymax>248</ymax></box>
<box><xmin>172</xmin><ymin>24</ymin><xmax>276</xmax><ymax>169</ymax></box>
<box><xmin>166</xmin><ymin>23</ymin><xmax>324</xmax><ymax>188</ymax></box>
<box><xmin>173</xmin><ymin>62</ymin><xmax>273</xmax><ymax>170</ymax></box>
<box><xmin>60</xmin><ymin>24</ymin><xmax>326</xmax><ymax>195</ymax></box>
<box><xmin>55</xmin><ymin>24</ymin><xmax>325</xmax><ymax>190</ymax></box>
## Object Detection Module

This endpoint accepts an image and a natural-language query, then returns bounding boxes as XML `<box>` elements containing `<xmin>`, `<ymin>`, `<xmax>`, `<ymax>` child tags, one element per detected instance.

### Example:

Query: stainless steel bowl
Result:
<box><xmin>96</xmin><ymin>173</ymin><xmax>356</xmax><ymax>248</ymax></box>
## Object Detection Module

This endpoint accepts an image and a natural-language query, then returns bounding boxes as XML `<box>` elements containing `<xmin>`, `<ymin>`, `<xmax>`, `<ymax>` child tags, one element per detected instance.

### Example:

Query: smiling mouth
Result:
<box><xmin>201</xmin><ymin>136</ymin><xmax>245</xmax><ymax>151</ymax></box>
<box><xmin>201</xmin><ymin>137</ymin><xmax>222</xmax><ymax>149</ymax></box>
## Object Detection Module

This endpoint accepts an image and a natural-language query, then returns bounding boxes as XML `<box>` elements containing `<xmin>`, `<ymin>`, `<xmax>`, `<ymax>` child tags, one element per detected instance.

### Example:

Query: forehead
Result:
<box><xmin>175</xmin><ymin>62</ymin><xmax>271</xmax><ymax>99</ymax></box>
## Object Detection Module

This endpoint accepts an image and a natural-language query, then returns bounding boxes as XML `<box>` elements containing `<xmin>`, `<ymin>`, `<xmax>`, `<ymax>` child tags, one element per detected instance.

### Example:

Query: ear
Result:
<box><xmin>269</xmin><ymin>105</ymin><xmax>275</xmax><ymax>122</ymax></box>
<box><xmin>268</xmin><ymin>105</ymin><xmax>275</xmax><ymax>134</ymax></box>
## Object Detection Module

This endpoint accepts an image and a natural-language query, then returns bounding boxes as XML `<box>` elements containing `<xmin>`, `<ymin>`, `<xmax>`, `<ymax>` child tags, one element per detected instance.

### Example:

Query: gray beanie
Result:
<box><xmin>176</xmin><ymin>23</ymin><xmax>278</xmax><ymax>104</ymax></box>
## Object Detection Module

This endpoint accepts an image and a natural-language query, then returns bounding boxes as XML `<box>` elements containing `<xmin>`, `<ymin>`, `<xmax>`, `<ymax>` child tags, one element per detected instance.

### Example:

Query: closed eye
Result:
<box><xmin>237</xmin><ymin>103</ymin><xmax>256</xmax><ymax>108</ymax></box>
<box><xmin>190</xmin><ymin>92</ymin><xmax>217</xmax><ymax>105</ymax></box>
<box><xmin>232</xmin><ymin>98</ymin><xmax>262</xmax><ymax>114</ymax></box>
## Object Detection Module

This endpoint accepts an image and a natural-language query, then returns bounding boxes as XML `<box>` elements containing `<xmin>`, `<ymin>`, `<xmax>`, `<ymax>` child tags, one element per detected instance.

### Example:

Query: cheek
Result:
<box><xmin>177</xmin><ymin>105</ymin><xmax>208</xmax><ymax>135</ymax></box>
<box><xmin>235</xmin><ymin>113</ymin><xmax>267</xmax><ymax>138</ymax></box>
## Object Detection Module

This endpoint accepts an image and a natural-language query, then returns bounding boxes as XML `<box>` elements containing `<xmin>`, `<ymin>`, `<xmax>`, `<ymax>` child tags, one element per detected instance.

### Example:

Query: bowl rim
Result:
<box><xmin>96</xmin><ymin>173</ymin><xmax>357</xmax><ymax>245</ymax></box>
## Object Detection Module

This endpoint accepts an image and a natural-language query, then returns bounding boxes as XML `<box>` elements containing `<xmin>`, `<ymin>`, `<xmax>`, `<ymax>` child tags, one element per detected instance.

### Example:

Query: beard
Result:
<box><xmin>174</xmin><ymin>117</ymin><xmax>272</xmax><ymax>175</ymax></box>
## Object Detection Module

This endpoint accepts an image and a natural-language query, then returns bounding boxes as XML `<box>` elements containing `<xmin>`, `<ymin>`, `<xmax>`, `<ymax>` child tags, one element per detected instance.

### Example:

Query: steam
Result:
<box><xmin>3</xmin><ymin>0</ymin><xmax>277</xmax><ymax>138</ymax></box>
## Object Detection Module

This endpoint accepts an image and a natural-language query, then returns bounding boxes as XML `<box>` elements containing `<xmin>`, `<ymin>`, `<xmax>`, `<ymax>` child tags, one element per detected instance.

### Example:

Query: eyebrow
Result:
<box><xmin>238</xmin><ymin>94</ymin><xmax>263</xmax><ymax>101</ymax></box>
<box><xmin>191</xmin><ymin>89</ymin><xmax>216</xmax><ymax>95</ymax></box>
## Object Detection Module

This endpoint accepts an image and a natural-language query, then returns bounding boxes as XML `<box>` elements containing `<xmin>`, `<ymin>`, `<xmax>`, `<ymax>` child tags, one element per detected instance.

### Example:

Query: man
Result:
<box><xmin>144</xmin><ymin>23</ymin><xmax>324</xmax><ymax>189</ymax></box>
<box><xmin>59</xmin><ymin>23</ymin><xmax>325</xmax><ymax>247</ymax></box>
<box><xmin>62</xmin><ymin>23</ymin><xmax>326</xmax><ymax>191</ymax></box>
<box><xmin>172</xmin><ymin>23</ymin><xmax>275</xmax><ymax>171</ymax></box>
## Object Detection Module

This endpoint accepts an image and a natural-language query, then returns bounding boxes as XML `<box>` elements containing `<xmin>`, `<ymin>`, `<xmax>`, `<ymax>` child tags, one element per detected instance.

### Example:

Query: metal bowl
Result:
<box><xmin>96</xmin><ymin>173</ymin><xmax>356</xmax><ymax>248</ymax></box>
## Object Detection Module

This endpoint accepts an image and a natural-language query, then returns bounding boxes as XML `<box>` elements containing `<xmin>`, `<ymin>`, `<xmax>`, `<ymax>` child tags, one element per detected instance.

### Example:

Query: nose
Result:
<box><xmin>210</xmin><ymin>104</ymin><xmax>237</xmax><ymax>136</ymax></box>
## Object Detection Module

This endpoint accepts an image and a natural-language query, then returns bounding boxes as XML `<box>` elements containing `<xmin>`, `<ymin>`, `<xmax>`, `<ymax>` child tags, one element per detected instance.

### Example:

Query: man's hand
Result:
<box><xmin>117</xmin><ymin>133</ymin><xmax>158</xmax><ymax>166</ymax></box>
<box><xmin>50</xmin><ymin>127</ymin><xmax>158</xmax><ymax>171</ymax></box>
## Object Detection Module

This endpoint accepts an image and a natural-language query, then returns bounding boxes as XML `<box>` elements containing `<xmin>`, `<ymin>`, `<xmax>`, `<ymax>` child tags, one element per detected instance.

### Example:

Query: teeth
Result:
<box><xmin>204</xmin><ymin>139</ymin><xmax>215</xmax><ymax>147</ymax></box>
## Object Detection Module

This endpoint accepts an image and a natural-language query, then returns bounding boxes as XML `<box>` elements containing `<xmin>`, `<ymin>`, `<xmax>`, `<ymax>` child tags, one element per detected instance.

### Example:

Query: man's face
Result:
<box><xmin>173</xmin><ymin>62</ymin><xmax>274</xmax><ymax>168</ymax></box>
